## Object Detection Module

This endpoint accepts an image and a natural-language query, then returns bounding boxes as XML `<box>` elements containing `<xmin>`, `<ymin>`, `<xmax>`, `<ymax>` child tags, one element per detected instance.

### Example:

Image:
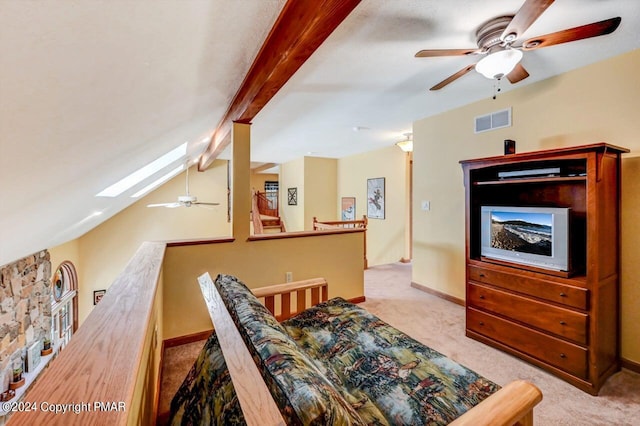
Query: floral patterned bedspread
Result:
<box><xmin>169</xmin><ymin>332</ymin><xmax>245</xmax><ymax>425</ymax></box>
<box><xmin>282</xmin><ymin>298</ymin><xmax>500</xmax><ymax>425</ymax></box>
<box><xmin>169</xmin><ymin>274</ymin><xmax>499</xmax><ymax>425</ymax></box>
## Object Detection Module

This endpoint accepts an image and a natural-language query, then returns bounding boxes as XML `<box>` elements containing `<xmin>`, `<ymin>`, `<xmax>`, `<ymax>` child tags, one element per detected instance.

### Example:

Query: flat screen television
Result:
<box><xmin>480</xmin><ymin>206</ymin><xmax>570</xmax><ymax>272</ymax></box>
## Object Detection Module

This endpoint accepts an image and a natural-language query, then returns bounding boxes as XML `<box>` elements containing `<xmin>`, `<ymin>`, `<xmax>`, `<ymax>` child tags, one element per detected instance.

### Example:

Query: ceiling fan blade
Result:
<box><xmin>194</xmin><ymin>202</ymin><xmax>220</xmax><ymax>206</ymax></box>
<box><xmin>506</xmin><ymin>63</ymin><xmax>530</xmax><ymax>84</ymax></box>
<box><xmin>522</xmin><ymin>17</ymin><xmax>621</xmax><ymax>50</ymax></box>
<box><xmin>501</xmin><ymin>0</ymin><xmax>555</xmax><ymax>41</ymax></box>
<box><xmin>194</xmin><ymin>204</ymin><xmax>217</xmax><ymax>210</ymax></box>
<box><xmin>430</xmin><ymin>64</ymin><xmax>476</xmax><ymax>91</ymax></box>
<box><xmin>147</xmin><ymin>202</ymin><xmax>181</xmax><ymax>208</ymax></box>
<box><xmin>415</xmin><ymin>48</ymin><xmax>480</xmax><ymax>58</ymax></box>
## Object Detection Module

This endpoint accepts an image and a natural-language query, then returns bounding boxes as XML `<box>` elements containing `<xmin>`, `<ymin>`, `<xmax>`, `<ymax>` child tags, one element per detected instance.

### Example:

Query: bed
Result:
<box><xmin>169</xmin><ymin>274</ymin><xmax>542</xmax><ymax>425</ymax></box>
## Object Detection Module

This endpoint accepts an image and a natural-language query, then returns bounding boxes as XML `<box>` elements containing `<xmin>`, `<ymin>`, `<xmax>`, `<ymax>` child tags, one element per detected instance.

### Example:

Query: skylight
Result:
<box><xmin>130</xmin><ymin>164</ymin><xmax>184</xmax><ymax>198</ymax></box>
<box><xmin>96</xmin><ymin>143</ymin><xmax>187</xmax><ymax>197</ymax></box>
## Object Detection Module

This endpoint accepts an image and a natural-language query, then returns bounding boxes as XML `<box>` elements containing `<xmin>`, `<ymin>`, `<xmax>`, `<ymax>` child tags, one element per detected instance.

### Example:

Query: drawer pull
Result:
<box><xmin>479</xmin><ymin>273</ymin><xmax>486</xmax><ymax>278</ymax></box>
<box><xmin>560</xmin><ymin>353</ymin><xmax>566</xmax><ymax>358</ymax></box>
<box><xmin>479</xmin><ymin>295</ymin><xmax>485</xmax><ymax>299</ymax></box>
<box><xmin>560</xmin><ymin>292</ymin><xmax>567</xmax><ymax>297</ymax></box>
<box><xmin>560</xmin><ymin>321</ymin><xmax>566</xmax><ymax>325</ymax></box>
<box><xmin>479</xmin><ymin>321</ymin><xmax>484</xmax><ymax>326</ymax></box>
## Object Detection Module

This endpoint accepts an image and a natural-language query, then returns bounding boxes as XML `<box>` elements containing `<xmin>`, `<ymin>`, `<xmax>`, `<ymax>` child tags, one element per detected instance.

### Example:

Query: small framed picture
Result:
<box><xmin>287</xmin><ymin>187</ymin><xmax>298</xmax><ymax>205</ymax></box>
<box><xmin>93</xmin><ymin>289</ymin><xmax>106</xmax><ymax>305</ymax></box>
<box><xmin>341</xmin><ymin>197</ymin><xmax>356</xmax><ymax>220</ymax></box>
<box><xmin>26</xmin><ymin>341</ymin><xmax>41</xmax><ymax>373</ymax></box>
<box><xmin>367</xmin><ymin>177</ymin><xmax>385</xmax><ymax>219</ymax></box>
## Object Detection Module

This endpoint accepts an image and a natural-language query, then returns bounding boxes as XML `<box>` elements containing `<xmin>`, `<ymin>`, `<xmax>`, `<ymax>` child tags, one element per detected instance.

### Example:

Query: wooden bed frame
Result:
<box><xmin>197</xmin><ymin>273</ymin><xmax>542</xmax><ymax>426</ymax></box>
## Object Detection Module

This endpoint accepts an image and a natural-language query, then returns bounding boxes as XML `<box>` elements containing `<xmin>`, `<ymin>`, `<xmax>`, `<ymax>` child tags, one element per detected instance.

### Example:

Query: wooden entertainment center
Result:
<box><xmin>460</xmin><ymin>143</ymin><xmax>628</xmax><ymax>395</ymax></box>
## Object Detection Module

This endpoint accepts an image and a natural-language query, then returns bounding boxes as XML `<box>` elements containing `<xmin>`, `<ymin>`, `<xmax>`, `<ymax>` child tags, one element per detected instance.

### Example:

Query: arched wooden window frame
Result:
<box><xmin>52</xmin><ymin>261</ymin><xmax>79</xmax><ymax>333</ymax></box>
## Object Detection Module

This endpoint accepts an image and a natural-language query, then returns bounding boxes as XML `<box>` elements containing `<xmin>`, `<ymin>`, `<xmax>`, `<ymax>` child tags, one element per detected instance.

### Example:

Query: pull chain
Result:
<box><xmin>493</xmin><ymin>77</ymin><xmax>503</xmax><ymax>100</ymax></box>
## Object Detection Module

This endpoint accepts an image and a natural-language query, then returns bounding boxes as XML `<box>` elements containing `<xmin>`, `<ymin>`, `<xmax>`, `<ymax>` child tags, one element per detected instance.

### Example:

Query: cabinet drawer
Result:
<box><xmin>468</xmin><ymin>264</ymin><xmax>588</xmax><ymax>310</ymax></box>
<box><xmin>467</xmin><ymin>307</ymin><xmax>588</xmax><ymax>379</ymax></box>
<box><xmin>468</xmin><ymin>283</ymin><xmax>588</xmax><ymax>344</ymax></box>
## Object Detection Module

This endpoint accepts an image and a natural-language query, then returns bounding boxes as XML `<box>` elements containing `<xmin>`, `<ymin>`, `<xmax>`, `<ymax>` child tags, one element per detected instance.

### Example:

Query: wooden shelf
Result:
<box><xmin>474</xmin><ymin>176</ymin><xmax>587</xmax><ymax>185</ymax></box>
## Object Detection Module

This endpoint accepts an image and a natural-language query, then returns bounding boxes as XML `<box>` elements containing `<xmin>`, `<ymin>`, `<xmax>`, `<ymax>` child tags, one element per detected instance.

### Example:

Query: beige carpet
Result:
<box><xmin>158</xmin><ymin>340</ymin><xmax>206</xmax><ymax>424</ymax></box>
<box><xmin>159</xmin><ymin>262</ymin><xmax>640</xmax><ymax>424</ymax></box>
<box><xmin>361</xmin><ymin>263</ymin><xmax>640</xmax><ymax>426</ymax></box>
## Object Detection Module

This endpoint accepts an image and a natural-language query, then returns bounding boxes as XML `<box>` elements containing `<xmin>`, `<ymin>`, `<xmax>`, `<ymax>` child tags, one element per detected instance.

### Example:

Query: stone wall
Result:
<box><xmin>0</xmin><ymin>251</ymin><xmax>51</xmax><ymax>391</ymax></box>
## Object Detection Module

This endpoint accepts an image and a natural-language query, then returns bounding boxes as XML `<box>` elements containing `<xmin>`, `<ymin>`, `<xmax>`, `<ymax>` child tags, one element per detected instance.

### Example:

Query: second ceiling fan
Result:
<box><xmin>416</xmin><ymin>0</ymin><xmax>621</xmax><ymax>91</ymax></box>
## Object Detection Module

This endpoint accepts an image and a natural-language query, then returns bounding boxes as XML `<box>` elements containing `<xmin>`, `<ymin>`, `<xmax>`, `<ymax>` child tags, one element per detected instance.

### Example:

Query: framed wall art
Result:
<box><xmin>367</xmin><ymin>178</ymin><xmax>385</xmax><ymax>219</ymax></box>
<box><xmin>287</xmin><ymin>187</ymin><xmax>297</xmax><ymax>205</ymax></box>
<box><xmin>93</xmin><ymin>289</ymin><xmax>106</xmax><ymax>305</ymax></box>
<box><xmin>341</xmin><ymin>197</ymin><xmax>356</xmax><ymax>220</ymax></box>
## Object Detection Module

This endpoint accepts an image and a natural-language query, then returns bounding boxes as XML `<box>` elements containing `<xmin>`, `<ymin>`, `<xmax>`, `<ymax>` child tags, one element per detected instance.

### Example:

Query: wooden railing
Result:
<box><xmin>313</xmin><ymin>215</ymin><xmax>368</xmax><ymax>268</ymax></box>
<box><xmin>313</xmin><ymin>215</ymin><xmax>367</xmax><ymax>230</ymax></box>
<box><xmin>9</xmin><ymin>229</ymin><xmax>365</xmax><ymax>425</ymax></box>
<box><xmin>7</xmin><ymin>242</ymin><xmax>166</xmax><ymax>425</ymax></box>
<box><xmin>251</xmin><ymin>190</ymin><xmax>264</xmax><ymax>234</ymax></box>
<box><xmin>252</xmin><ymin>190</ymin><xmax>286</xmax><ymax>234</ymax></box>
<box><xmin>254</xmin><ymin>190</ymin><xmax>278</xmax><ymax>217</ymax></box>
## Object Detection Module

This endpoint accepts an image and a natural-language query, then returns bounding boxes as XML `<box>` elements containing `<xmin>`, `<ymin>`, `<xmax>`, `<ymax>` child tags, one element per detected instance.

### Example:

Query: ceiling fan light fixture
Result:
<box><xmin>475</xmin><ymin>49</ymin><xmax>523</xmax><ymax>79</ymax></box>
<box><xmin>396</xmin><ymin>132</ymin><xmax>413</xmax><ymax>152</ymax></box>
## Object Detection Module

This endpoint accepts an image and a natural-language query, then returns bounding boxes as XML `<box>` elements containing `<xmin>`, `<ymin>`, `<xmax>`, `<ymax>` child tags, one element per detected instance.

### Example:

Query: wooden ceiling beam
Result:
<box><xmin>251</xmin><ymin>163</ymin><xmax>278</xmax><ymax>173</ymax></box>
<box><xmin>198</xmin><ymin>0</ymin><xmax>361</xmax><ymax>171</ymax></box>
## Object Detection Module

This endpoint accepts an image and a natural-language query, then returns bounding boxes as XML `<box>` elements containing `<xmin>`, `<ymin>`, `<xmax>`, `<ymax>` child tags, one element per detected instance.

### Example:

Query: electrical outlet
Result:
<box><xmin>421</xmin><ymin>200</ymin><xmax>431</xmax><ymax>211</ymax></box>
<box><xmin>285</xmin><ymin>272</ymin><xmax>293</xmax><ymax>283</ymax></box>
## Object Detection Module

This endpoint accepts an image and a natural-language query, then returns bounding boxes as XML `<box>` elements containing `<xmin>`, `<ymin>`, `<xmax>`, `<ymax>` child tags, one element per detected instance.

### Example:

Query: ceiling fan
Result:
<box><xmin>416</xmin><ymin>0</ymin><xmax>621</xmax><ymax>91</ymax></box>
<box><xmin>147</xmin><ymin>164</ymin><xmax>220</xmax><ymax>209</ymax></box>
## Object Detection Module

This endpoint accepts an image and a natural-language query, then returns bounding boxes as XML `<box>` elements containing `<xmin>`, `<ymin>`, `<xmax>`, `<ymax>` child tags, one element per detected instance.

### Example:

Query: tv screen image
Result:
<box><xmin>490</xmin><ymin>211</ymin><xmax>552</xmax><ymax>257</ymax></box>
<box><xmin>480</xmin><ymin>206</ymin><xmax>570</xmax><ymax>272</ymax></box>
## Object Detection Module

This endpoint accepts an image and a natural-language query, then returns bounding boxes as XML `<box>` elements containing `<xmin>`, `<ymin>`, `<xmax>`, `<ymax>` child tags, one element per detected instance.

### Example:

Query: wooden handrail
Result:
<box><xmin>248</xmin><ymin>227</ymin><xmax>364</xmax><ymax>241</ymax></box>
<box><xmin>251</xmin><ymin>190</ymin><xmax>264</xmax><ymax>234</ymax></box>
<box><xmin>7</xmin><ymin>242</ymin><xmax>166</xmax><ymax>425</ymax></box>
<box><xmin>313</xmin><ymin>215</ymin><xmax>367</xmax><ymax>229</ymax></box>
<box><xmin>255</xmin><ymin>190</ymin><xmax>278</xmax><ymax>217</ymax></box>
<box><xmin>313</xmin><ymin>215</ymin><xmax>368</xmax><ymax>268</ymax></box>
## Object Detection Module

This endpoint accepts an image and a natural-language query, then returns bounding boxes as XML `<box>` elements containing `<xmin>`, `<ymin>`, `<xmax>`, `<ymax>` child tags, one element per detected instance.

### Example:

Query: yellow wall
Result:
<box><xmin>250</xmin><ymin>172</ymin><xmax>278</xmax><ymax>193</ymax></box>
<box><xmin>413</xmin><ymin>49</ymin><xmax>640</xmax><ymax>363</ymax></box>
<box><xmin>304</xmin><ymin>157</ymin><xmax>338</xmax><ymax>230</ymax></box>
<box><xmin>160</xmin><ymin>124</ymin><xmax>364</xmax><ymax>339</ymax></box>
<box><xmin>279</xmin><ymin>157</ymin><xmax>338</xmax><ymax>231</ymax></box>
<box><xmin>621</xmin><ymin>156</ymin><xmax>640</xmax><ymax>364</ymax></box>
<box><xmin>337</xmin><ymin>145</ymin><xmax>408</xmax><ymax>266</ymax></box>
<box><xmin>280</xmin><ymin>157</ymin><xmax>305</xmax><ymax>231</ymax></box>
<box><xmin>75</xmin><ymin>161</ymin><xmax>229</xmax><ymax>324</ymax></box>
<box><xmin>49</xmin><ymin>238</ymin><xmax>81</xmax><ymax>277</ymax></box>
<box><xmin>162</xmin><ymin>232</ymin><xmax>364</xmax><ymax>339</ymax></box>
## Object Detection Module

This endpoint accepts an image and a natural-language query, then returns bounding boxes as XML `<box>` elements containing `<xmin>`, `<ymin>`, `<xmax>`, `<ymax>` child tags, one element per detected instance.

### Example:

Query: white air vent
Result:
<box><xmin>474</xmin><ymin>108</ymin><xmax>512</xmax><ymax>133</ymax></box>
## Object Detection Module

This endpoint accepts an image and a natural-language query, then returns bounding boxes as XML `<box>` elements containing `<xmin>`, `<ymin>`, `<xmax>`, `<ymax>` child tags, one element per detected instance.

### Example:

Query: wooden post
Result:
<box><xmin>232</xmin><ymin>122</ymin><xmax>252</xmax><ymax>240</ymax></box>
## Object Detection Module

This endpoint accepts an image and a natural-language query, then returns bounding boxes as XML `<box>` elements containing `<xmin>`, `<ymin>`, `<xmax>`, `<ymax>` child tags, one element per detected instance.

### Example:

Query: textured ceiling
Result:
<box><xmin>1</xmin><ymin>0</ymin><xmax>639</xmax><ymax>266</ymax></box>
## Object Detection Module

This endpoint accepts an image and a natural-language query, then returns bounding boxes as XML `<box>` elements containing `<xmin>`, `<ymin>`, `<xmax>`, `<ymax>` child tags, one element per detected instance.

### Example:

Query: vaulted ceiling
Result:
<box><xmin>1</xmin><ymin>0</ymin><xmax>639</xmax><ymax>266</ymax></box>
